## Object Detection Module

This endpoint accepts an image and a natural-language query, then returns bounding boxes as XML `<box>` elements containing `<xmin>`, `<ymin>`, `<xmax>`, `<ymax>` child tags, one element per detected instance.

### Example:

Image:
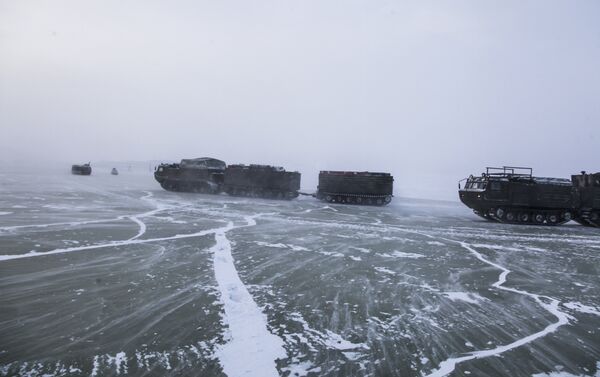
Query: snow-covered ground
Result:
<box><xmin>1</xmin><ymin>170</ymin><xmax>599</xmax><ymax>377</ymax></box>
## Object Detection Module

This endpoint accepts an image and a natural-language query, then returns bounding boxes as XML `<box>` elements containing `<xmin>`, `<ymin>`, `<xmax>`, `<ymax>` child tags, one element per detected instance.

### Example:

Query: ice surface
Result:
<box><xmin>0</xmin><ymin>170</ymin><xmax>599</xmax><ymax>377</ymax></box>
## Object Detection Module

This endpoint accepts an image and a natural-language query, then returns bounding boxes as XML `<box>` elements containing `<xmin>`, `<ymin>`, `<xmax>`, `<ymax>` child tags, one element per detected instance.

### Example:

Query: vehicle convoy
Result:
<box><xmin>71</xmin><ymin>163</ymin><xmax>92</xmax><ymax>175</ymax></box>
<box><xmin>154</xmin><ymin>157</ymin><xmax>393</xmax><ymax>205</ymax></box>
<box><xmin>571</xmin><ymin>171</ymin><xmax>600</xmax><ymax>227</ymax></box>
<box><xmin>459</xmin><ymin>166</ymin><xmax>600</xmax><ymax>227</ymax></box>
<box><xmin>154</xmin><ymin>158</ymin><xmax>300</xmax><ymax>199</ymax></box>
<box><xmin>317</xmin><ymin>171</ymin><xmax>394</xmax><ymax>205</ymax></box>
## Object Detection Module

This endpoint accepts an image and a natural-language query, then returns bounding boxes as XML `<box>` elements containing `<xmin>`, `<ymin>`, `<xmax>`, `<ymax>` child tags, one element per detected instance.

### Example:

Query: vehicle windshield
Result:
<box><xmin>465</xmin><ymin>177</ymin><xmax>487</xmax><ymax>190</ymax></box>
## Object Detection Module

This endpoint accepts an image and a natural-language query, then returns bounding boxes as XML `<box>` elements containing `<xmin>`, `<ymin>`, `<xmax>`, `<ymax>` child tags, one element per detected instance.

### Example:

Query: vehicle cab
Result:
<box><xmin>458</xmin><ymin>167</ymin><xmax>533</xmax><ymax>208</ymax></box>
<box><xmin>572</xmin><ymin>171</ymin><xmax>600</xmax><ymax>217</ymax></box>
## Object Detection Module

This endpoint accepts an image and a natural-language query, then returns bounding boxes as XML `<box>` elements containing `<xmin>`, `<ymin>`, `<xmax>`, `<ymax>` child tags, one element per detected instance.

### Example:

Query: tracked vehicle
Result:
<box><xmin>154</xmin><ymin>157</ymin><xmax>226</xmax><ymax>193</ymax></box>
<box><xmin>572</xmin><ymin>171</ymin><xmax>600</xmax><ymax>227</ymax></box>
<box><xmin>459</xmin><ymin>167</ymin><xmax>575</xmax><ymax>225</ymax></box>
<box><xmin>316</xmin><ymin>171</ymin><xmax>394</xmax><ymax>206</ymax></box>
<box><xmin>71</xmin><ymin>163</ymin><xmax>92</xmax><ymax>175</ymax></box>
<box><xmin>223</xmin><ymin>164</ymin><xmax>300</xmax><ymax>199</ymax></box>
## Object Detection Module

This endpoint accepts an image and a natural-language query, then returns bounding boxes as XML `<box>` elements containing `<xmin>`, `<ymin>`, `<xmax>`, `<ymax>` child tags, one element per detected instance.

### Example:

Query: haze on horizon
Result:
<box><xmin>1</xmin><ymin>0</ymin><xmax>599</xmax><ymax>200</ymax></box>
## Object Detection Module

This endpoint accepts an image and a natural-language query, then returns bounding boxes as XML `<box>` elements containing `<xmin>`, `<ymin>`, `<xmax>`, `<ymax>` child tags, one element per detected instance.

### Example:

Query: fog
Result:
<box><xmin>1</xmin><ymin>1</ymin><xmax>599</xmax><ymax>200</ymax></box>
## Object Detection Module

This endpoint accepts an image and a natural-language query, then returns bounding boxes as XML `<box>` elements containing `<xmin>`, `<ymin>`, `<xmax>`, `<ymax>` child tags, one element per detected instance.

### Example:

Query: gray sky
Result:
<box><xmin>1</xmin><ymin>1</ymin><xmax>599</xmax><ymax>199</ymax></box>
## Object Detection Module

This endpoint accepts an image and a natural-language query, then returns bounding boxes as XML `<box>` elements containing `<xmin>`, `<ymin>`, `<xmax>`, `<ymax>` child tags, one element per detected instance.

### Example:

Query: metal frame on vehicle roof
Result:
<box><xmin>486</xmin><ymin>166</ymin><xmax>532</xmax><ymax>178</ymax></box>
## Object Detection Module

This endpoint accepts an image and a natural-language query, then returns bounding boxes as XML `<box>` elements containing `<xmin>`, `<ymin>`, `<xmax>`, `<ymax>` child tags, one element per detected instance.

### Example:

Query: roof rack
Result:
<box><xmin>486</xmin><ymin>166</ymin><xmax>532</xmax><ymax>178</ymax></box>
<box><xmin>320</xmin><ymin>171</ymin><xmax>390</xmax><ymax>176</ymax></box>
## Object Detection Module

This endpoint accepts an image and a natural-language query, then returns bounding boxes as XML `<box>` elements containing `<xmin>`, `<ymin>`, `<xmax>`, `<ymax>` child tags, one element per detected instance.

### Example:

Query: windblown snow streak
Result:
<box><xmin>210</xmin><ymin>216</ymin><xmax>286</xmax><ymax>377</ymax></box>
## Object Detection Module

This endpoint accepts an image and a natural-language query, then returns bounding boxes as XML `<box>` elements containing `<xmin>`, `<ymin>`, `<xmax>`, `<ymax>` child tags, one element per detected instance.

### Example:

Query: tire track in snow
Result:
<box><xmin>422</xmin><ymin>241</ymin><xmax>572</xmax><ymax>377</ymax></box>
<box><xmin>210</xmin><ymin>215</ymin><xmax>286</xmax><ymax>377</ymax></box>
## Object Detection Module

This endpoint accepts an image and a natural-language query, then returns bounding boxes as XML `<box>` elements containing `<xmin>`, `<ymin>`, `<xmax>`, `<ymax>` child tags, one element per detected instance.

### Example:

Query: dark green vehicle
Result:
<box><xmin>71</xmin><ymin>163</ymin><xmax>92</xmax><ymax>175</ymax></box>
<box><xmin>571</xmin><ymin>171</ymin><xmax>600</xmax><ymax>227</ymax></box>
<box><xmin>223</xmin><ymin>164</ymin><xmax>300</xmax><ymax>199</ymax></box>
<box><xmin>154</xmin><ymin>158</ymin><xmax>301</xmax><ymax>200</ymax></box>
<box><xmin>459</xmin><ymin>166</ymin><xmax>575</xmax><ymax>226</ymax></box>
<box><xmin>316</xmin><ymin>171</ymin><xmax>394</xmax><ymax>206</ymax></box>
<box><xmin>154</xmin><ymin>157</ymin><xmax>226</xmax><ymax>193</ymax></box>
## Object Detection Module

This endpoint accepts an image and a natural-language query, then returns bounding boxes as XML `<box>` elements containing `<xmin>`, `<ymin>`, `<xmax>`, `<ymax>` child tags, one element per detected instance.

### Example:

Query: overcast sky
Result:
<box><xmin>1</xmin><ymin>1</ymin><xmax>599</xmax><ymax>199</ymax></box>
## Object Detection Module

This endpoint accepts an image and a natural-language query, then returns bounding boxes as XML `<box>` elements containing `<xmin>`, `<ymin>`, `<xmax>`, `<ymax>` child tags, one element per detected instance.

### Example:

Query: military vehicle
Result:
<box><xmin>571</xmin><ymin>171</ymin><xmax>600</xmax><ymax>227</ymax></box>
<box><xmin>459</xmin><ymin>166</ymin><xmax>575</xmax><ymax>225</ymax></box>
<box><xmin>71</xmin><ymin>163</ymin><xmax>92</xmax><ymax>175</ymax></box>
<box><xmin>316</xmin><ymin>171</ymin><xmax>394</xmax><ymax>205</ymax></box>
<box><xmin>111</xmin><ymin>168</ymin><xmax>119</xmax><ymax>175</ymax></box>
<box><xmin>154</xmin><ymin>157</ymin><xmax>226</xmax><ymax>193</ymax></box>
<box><xmin>223</xmin><ymin>164</ymin><xmax>300</xmax><ymax>199</ymax></box>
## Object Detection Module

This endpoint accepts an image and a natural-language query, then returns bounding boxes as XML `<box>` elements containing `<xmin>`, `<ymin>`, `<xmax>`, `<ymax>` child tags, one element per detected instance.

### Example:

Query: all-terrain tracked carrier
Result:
<box><xmin>154</xmin><ymin>158</ymin><xmax>301</xmax><ymax>200</ymax></box>
<box><xmin>316</xmin><ymin>171</ymin><xmax>394</xmax><ymax>206</ymax></box>
<box><xmin>223</xmin><ymin>164</ymin><xmax>300</xmax><ymax>199</ymax></box>
<box><xmin>154</xmin><ymin>157</ymin><xmax>226</xmax><ymax>193</ymax></box>
<box><xmin>459</xmin><ymin>167</ymin><xmax>575</xmax><ymax>226</ymax></box>
<box><xmin>571</xmin><ymin>171</ymin><xmax>600</xmax><ymax>227</ymax></box>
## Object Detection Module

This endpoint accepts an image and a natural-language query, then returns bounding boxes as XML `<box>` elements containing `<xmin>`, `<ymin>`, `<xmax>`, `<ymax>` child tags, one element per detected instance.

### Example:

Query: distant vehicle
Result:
<box><xmin>223</xmin><ymin>164</ymin><xmax>300</xmax><ymax>199</ymax></box>
<box><xmin>459</xmin><ymin>166</ymin><xmax>576</xmax><ymax>226</ymax></box>
<box><xmin>111</xmin><ymin>168</ymin><xmax>119</xmax><ymax>175</ymax></box>
<box><xmin>71</xmin><ymin>163</ymin><xmax>92</xmax><ymax>176</ymax></box>
<box><xmin>571</xmin><ymin>171</ymin><xmax>600</xmax><ymax>227</ymax></box>
<box><xmin>316</xmin><ymin>171</ymin><xmax>394</xmax><ymax>205</ymax></box>
<box><xmin>154</xmin><ymin>157</ymin><xmax>226</xmax><ymax>193</ymax></box>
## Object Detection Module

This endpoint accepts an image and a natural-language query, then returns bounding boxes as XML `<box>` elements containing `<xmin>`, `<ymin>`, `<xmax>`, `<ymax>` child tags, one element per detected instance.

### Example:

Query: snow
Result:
<box><xmin>426</xmin><ymin>241</ymin><xmax>445</xmax><ymax>246</ymax></box>
<box><xmin>532</xmin><ymin>363</ymin><xmax>600</xmax><ymax>377</ymax></box>
<box><xmin>443</xmin><ymin>292</ymin><xmax>487</xmax><ymax>304</ymax></box>
<box><xmin>375</xmin><ymin>267</ymin><xmax>396</xmax><ymax>275</ymax></box>
<box><xmin>281</xmin><ymin>361</ymin><xmax>319</xmax><ymax>377</ymax></box>
<box><xmin>285</xmin><ymin>311</ymin><xmax>369</xmax><ymax>353</ymax></box>
<box><xmin>564</xmin><ymin>302</ymin><xmax>600</xmax><ymax>317</ymax></box>
<box><xmin>255</xmin><ymin>241</ymin><xmax>310</xmax><ymax>251</ymax></box>
<box><xmin>381</xmin><ymin>250</ymin><xmax>425</xmax><ymax>258</ymax></box>
<box><xmin>211</xmin><ymin>216</ymin><xmax>286</xmax><ymax>377</ymax></box>
<box><xmin>322</xmin><ymin>330</ymin><xmax>369</xmax><ymax>351</ymax></box>
<box><xmin>350</xmin><ymin>247</ymin><xmax>371</xmax><ymax>254</ymax></box>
